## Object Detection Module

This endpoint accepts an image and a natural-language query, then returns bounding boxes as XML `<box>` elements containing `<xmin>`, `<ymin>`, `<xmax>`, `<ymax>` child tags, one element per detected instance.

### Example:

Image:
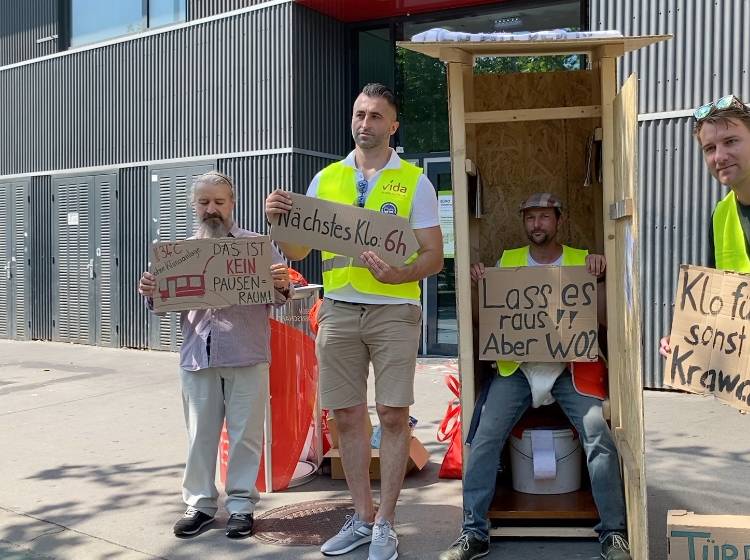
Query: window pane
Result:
<box><xmin>149</xmin><ymin>0</ymin><xmax>186</xmax><ymax>28</ymax></box>
<box><xmin>71</xmin><ymin>0</ymin><xmax>145</xmax><ymax>47</ymax></box>
<box><xmin>358</xmin><ymin>29</ymin><xmax>394</xmax><ymax>89</ymax></box>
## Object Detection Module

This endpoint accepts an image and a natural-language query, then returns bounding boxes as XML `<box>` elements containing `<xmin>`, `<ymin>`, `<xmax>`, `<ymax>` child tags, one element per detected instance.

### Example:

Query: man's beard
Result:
<box><xmin>353</xmin><ymin>129</ymin><xmax>387</xmax><ymax>149</ymax></box>
<box><xmin>197</xmin><ymin>216</ymin><xmax>230</xmax><ymax>238</ymax></box>
<box><xmin>526</xmin><ymin>230</ymin><xmax>551</xmax><ymax>246</ymax></box>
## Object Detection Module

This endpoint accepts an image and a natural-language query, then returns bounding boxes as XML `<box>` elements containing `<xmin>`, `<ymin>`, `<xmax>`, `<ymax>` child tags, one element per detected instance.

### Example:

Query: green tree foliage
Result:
<box><xmin>396</xmin><ymin>48</ymin><xmax>581</xmax><ymax>153</ymax></box>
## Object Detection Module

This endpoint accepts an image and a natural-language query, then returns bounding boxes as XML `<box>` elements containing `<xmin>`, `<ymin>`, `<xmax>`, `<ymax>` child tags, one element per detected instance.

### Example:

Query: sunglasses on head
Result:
<box><xmin>694</xmin><ymin>94</ymin><xmax>747</xmax><ymax>120</ymax></box>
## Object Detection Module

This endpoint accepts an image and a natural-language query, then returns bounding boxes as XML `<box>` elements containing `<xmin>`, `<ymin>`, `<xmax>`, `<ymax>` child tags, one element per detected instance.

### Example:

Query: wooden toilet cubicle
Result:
<box><xmin>398</xmin><ymin>35</ymin><xmax>670</xmax><ymax>558</ymax></box>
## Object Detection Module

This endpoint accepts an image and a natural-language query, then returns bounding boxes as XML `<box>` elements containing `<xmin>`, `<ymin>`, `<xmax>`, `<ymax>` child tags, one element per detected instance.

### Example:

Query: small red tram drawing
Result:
<box><xmin>158</xmin><ymin>274</ymin><xmax>206</xmax><ymax>299</ymax></box>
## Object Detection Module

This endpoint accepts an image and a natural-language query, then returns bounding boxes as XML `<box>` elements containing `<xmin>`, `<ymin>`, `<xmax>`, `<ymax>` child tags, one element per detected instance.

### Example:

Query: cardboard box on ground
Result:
<box><xmin>324</xmin><ymin>416</ymin><xmax>429</xmax><ymax>480</ymax></box>
<box><xmin>667</xmin><ymin>510</ymin><xmax>750</xmax><ymax>560</ymax></box>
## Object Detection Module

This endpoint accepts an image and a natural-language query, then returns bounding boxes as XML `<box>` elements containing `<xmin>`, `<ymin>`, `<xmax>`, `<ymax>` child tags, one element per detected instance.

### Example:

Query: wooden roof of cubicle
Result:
<box><xmin>396</xmin><ymin>35</ymin><xmax>671</xmax><ymax>60</ymax></box>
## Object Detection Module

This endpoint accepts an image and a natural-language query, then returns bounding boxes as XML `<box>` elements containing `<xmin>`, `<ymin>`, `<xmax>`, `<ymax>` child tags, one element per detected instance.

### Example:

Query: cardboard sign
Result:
<box><xmin>151</xmin><ymin>237</ymin><xmax>274</xmax><ymax>313</ymax></box>
<box><xmin>478</xmin><ymin>266</ymin><xmax>598</xmax><ymax>362</ymax></box>
<box><xmin>269</xmin><ymin>192</ymin><xmax>420</xmax><ymax>267</ymax></box>
<box><xmin>667</xmin><ymin>510</ymin><xmax>750</xmax><ymax>560</ymax></box>
<box><xmin>665</xmin><ymin>265</ymin><xmax>750</xmax><ymax>412</ymax></box>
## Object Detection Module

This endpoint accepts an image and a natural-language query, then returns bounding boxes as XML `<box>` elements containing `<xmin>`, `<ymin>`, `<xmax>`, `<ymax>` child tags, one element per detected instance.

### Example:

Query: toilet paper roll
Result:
<box><xmin>531</xmin><ymin>430</ymin><xmax>557</xmax><ymax>480</ymax></box>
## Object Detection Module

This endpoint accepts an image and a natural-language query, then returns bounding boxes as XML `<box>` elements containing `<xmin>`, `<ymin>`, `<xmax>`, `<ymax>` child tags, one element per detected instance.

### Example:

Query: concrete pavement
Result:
<box><xmin>0</xmin><ymin>340</ymin><xmax>748</xmax><ymax>559</ymax></box>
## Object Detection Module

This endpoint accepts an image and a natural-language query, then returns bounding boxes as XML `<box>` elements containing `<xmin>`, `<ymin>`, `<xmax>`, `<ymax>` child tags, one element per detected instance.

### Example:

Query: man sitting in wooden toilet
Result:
<box><xmin>439</xmin><ymin>192</ymin><xmax>631</xmax><ymax>560</ymax></box>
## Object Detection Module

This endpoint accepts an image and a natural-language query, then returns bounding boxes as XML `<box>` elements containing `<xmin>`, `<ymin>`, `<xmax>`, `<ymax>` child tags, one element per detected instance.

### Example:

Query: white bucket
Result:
<box><xmin>510</xmin><ymin>427</ymin><xmax>582</xmax><ymax>495</ymax></box>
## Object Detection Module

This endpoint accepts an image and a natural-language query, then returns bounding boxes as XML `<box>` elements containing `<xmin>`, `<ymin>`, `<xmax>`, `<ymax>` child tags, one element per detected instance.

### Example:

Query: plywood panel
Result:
<box><xmin>472</xmin><ymin>70</ymin><xmax>601</xmax><ymax>266</ymax></box>
<box><xmin>611</xmin><ymin>73</ymin><xmax>649</xmax><ymax>560</ymax></box>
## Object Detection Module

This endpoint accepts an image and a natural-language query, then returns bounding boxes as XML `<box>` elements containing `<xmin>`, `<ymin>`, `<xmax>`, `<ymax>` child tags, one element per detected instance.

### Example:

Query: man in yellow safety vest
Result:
<box><xmin>440</xmin><ymin>193</ymin><xmax>632</xmax><ymax>560</ymax></box>
<box><xmin>660</xmin><ymin>96</ymin><xmax>750</xmax><ymax>357</ymax></box>
<box><xmin>266</xmin><ymin>83</ymin><xmax>443</xmax><ymax>560</ymax></box>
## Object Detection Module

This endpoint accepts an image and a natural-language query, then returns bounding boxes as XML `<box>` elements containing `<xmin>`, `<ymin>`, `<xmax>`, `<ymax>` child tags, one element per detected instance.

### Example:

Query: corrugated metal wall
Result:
<box><xmin>592</xmin><ymin>1</ymin><xmax>747</xmax><ymax>387</ymax></box>
<box><xmin>119</xmin><ymin>167</ymin><xmax>151</xmax><ymax>349</ymax></box>
<box><xmin>0</xmin><ymin>3</ymin><xmax>293</xmax><ymax>176</ymax></box>
<box><xmin>293</xmin><ymin>4</ymin><xmax>351</xmax><ymax>158</ymax></box>
<box><xmin>1</xmin><ymin>0</ymin><xmax>349</xmax><ymax>348</ymax></box>
<box><xmin>0</xmin><ymin>0</ymin><xmax>58</xmax><ymax>66</ymax></box>
<box><xmin>188</xmin><ymin>0</ymin><xmax>281</xmax><ymax>20</ymax></box>
<box><xmin>592</xmin><ymin>1</ymin><xmax>750</xmax><ymax>113</ymax></box>
<box><xmin>220</xmin><ymin>154</ymin><xmax>293</xmax><ymax>236</ymax></box>
<box><xmin>289</xmin><ymin>4</ymin><xmax>351</xmax><ymax>283</ymax></box>
<box><xmin>29</xmin><ymin>177</ymin><xmax>54</xmax><ymax>341</ymax></box>
<box><xmin>638</xmin><ymin>118</ymin><xmax>727</xmax><ymax>387</ymax></box>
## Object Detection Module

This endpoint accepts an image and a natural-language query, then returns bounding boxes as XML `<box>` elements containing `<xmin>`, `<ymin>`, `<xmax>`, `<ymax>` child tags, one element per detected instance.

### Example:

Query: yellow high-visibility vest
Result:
<box><xmin>317</xmin><ymin>159</ymin><xmax>421</xmax><ymax>299</ymax></box>
<box><xmin>713</xmin><ymin>191</ymin><xmax>750</xmax><ymax>272</ymax></box>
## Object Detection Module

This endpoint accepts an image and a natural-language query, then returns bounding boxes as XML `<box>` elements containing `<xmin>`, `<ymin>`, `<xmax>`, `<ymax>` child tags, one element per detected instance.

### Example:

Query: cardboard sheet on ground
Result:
<box><xmin>151</xmin><ymin>237</ymin><xmax>274</xmax><ymax>313</ymax></box>
<box><xmin>269</xmin><ymin>192</ymin><xmax>420</xmax><ymax>267</ymax></box>
<box><xmin>478</xmin><ymin>266</ymin><xmax>598</xmax><ymax>362</ymax></box>
<box><xmin>667</xmin><ymin>510</ymin><xmax>750</xmax><ymax>560</ymax></box>
<box><xmin>665</xmin><ymin>264</ymin><xmax>750</xmax><ymax>413</ymax></box>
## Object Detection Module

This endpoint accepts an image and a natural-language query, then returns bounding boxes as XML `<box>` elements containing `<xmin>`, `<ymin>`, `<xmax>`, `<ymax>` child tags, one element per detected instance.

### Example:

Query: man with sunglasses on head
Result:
<box><xmin>660</xmin><ymin>95</ymin><xmax>750</xmax><ymax>358</ymax></box>
<box><xmin>265</xmin><ymin>83</ymin><xmax>443</xmax><ymax>560</ymax></box>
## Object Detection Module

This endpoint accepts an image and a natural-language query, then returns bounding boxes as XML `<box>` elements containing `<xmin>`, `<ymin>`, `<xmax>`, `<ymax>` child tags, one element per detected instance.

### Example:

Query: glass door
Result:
<box><xmin>423</xmin><ymin>157</ymin><xmax>457</xmax><ymax>356</ymax></box>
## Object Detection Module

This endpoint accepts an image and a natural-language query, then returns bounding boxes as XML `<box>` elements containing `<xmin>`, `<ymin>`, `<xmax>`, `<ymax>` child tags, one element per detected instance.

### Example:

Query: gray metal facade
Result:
<box><xmin>0</xmin><ymin>0</ymin><xmax>58</xmax><ymax>67</ymax></box>
<box><xmin>119</xmin><ymin>167</ymin><xmax>151</xmax><ymax>349</ymax></box>
<box><xmin>188</xmin><ymin>0</ymin><xmax>277</xmax><ymax>20</ymax></box>
<box><xmin>0</xmin><ymin>0</ymin><xmax>348</xmax><ymax>349</ymax></box>
<box><xmin>1</xmin><ymin>3</ymin><xmax>295</xmax><ymax>176</ymax></box>
<box><xmin>592</xmin><ymin>1</ymin><xmax>749</xmax><ymax>387</ymax></box>
<box><xmin>29</xmin><ymin>176</ymin><xmax>54</xmax><ymax>341</ymax></box>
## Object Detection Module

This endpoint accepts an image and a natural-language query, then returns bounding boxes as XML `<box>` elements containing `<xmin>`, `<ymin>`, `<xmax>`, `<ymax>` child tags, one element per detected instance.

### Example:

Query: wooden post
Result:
<box><xmin>598</xmin><ymin>56</ymin><xmax>622</xmax><ymax>432</ymax></box>
<box><xmin>446</xmin><ymin>59</ymin><xmax>475</xmax><ymax>472</ymax></box>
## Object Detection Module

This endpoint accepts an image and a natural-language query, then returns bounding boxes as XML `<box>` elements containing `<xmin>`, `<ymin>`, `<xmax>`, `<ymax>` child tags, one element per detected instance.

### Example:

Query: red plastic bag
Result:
<box><xmin>308</xmin><ymin>298</ymin><xmax>322</xmax><ymax>335</ymax></box>
<box><xmin>437</xmin><ymin>374</ymin><xmax>463</xmax><ymax>479</ymax></box>
<box><xmin>289</xmin><ymin>267</ymin><xmax>308</xmax><ymax>287</ymax></box>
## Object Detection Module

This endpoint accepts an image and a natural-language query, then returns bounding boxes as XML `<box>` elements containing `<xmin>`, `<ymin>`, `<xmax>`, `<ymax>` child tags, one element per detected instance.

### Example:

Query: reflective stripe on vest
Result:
<box><xmin>495</xmin><ymin>245</ymin><xmax>589</xmax><ymax>376</ymax></box>
<box><xmin>713</xmin><ymin>191</ymin><xmax>750</xmax><ymax>272</ymax></box>
<box><xmin>317</xmin><ymin>159</ymin><xmax>422</xmax><ymax>299</ymax></box>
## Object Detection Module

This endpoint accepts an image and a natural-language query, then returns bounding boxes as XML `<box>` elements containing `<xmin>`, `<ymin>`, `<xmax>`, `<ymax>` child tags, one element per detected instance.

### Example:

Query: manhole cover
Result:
<box><xmin>253</xmin><ymin>499</ymin><xmax>360</xmax><ymax>546</ymax></box>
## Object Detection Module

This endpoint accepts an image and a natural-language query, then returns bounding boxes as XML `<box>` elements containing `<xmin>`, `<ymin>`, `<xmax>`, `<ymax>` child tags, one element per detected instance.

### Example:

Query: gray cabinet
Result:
<box><xmin>0</xmin><ymin>180</ymin><xmax>29</xmax><ymax>340</ymax></box>
<box><xmin>53</xmin><ymin>173</ymin><xmax>119</xmax><ymax>346</ymax></box>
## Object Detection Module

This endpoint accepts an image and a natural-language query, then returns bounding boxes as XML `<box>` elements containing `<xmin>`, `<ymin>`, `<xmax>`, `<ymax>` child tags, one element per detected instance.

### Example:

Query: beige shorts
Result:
<box><xmin>315</xmin><ymin>298</ymin><xmax>422</xmax><ymax>410</ymax></box>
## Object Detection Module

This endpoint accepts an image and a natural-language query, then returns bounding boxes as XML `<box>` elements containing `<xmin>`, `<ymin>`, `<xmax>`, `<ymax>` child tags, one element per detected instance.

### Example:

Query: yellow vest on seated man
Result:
<box><xmin>316</xmin><ymin>159</ymin><xmax>421</xmax><ymax>300</ymax></box>
<box><xmin>496</xmin><ymin>244</ymin><xmax>607</xmax><ymax>400</ymax></box>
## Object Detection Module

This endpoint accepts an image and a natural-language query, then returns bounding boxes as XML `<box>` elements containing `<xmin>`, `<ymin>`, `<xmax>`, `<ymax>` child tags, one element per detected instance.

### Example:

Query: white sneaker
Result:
<box><xmin>368</xmin><ymin>520</ymin><xmax>398</xmax><ymax>560</ymax></box>
<box><xmin>321</xmin><ymin>513</ymin><xmax>373</xmax><ymax>556</ymax></box>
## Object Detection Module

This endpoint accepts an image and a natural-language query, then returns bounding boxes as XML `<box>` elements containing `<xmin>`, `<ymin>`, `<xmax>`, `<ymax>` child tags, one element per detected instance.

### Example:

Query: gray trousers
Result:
<box><xmin>179</xmin><ymin>363</ymin><xmax>268</xmax><ymax>516</ymax></box>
